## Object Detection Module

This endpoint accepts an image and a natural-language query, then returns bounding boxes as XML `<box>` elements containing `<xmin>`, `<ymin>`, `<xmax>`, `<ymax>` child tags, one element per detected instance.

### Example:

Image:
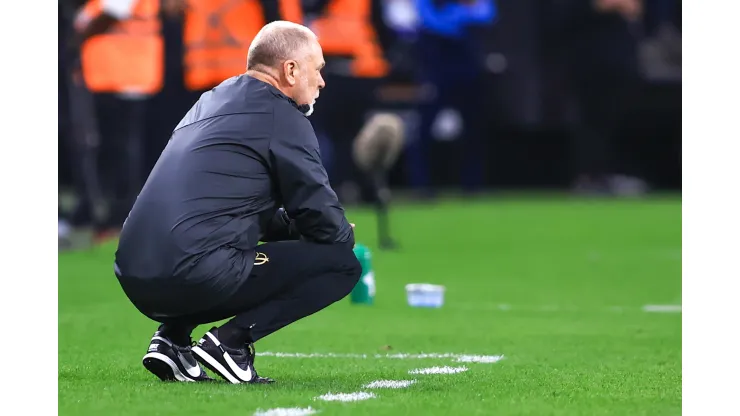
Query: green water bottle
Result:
<box><xmin>351</xmin><ymin>244</ymin><xmax>376</xmax><ymax>305</ymax></box>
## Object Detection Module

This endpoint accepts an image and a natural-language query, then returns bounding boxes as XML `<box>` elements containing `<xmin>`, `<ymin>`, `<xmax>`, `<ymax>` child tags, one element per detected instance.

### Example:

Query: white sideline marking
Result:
<box><xmin>258</xmin><ymin>352</ymin><xmax>504</xmax><ymax>364</ymax></box>
<box><xmin>363</xmin><ymin>380</ymin><xmax>416</xmax><ymax>389</ymax></box>
<box><xmin>452</xmin><ymin>303</ymin><xmax>683</xmax><ymax>314</ymax></box>
<box><xmin>254</xmin><ymin>407</ymin><xmax>317</xmax><ymax>416</ymax></box>
<box><xmin>643</xmin><ymin>304</ymin><xmax>682</xmax><ymax>313</ymax></box>
<box><xmin>409</xmin><ymin>366</ymin><xmax>468</xmax><ymax>375</ymax></box>
<box><xmin>315</xmin><ymin>392</ymin><xmax>376</xmax><ymax>402</ymax></box>
<box><xmin>455</xmin><ymin>355</ymin><xmax>504</xmax><ymax>363</ymax></box>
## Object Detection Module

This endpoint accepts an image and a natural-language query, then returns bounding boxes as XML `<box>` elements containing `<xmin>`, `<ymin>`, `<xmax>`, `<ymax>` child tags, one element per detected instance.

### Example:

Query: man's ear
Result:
<box><xmin>284</xmin><ymin>60</ymin><xmax>298</xmax><ymax>86</ymax></box>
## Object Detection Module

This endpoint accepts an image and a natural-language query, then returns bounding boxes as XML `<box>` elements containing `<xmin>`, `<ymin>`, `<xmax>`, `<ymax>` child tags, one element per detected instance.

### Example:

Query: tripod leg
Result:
<box><xmin>372</xmin><ymin>170</ymin><xmax>398</xmax><ymax>250</ymax></box>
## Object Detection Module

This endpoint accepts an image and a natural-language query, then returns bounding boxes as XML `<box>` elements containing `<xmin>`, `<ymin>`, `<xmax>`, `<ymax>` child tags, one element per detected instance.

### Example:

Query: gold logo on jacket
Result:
<box><xmin>254</xmin><ymin>252</ymin><xmax>269</xmax><ymax>265</ymax></box>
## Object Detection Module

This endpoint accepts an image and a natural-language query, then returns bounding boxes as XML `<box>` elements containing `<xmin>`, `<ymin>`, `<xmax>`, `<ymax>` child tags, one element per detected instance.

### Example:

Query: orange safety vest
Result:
<box><xmin>76</xmin><ymin>0</ymin><xmax>164</xmax><ymax>95</ymax></box>
<box><xmin>183</xmin><ymin>0</ymin><xmax>303</xmax><ymax>91</ymax></box>
<box><xmin>311</xmin><ymin>0</ymin><xmax>389</xmax><ymax>78</ymax></box>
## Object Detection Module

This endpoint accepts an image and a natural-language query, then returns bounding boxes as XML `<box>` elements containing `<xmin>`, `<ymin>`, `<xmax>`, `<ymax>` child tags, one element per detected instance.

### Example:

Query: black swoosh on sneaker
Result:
<box><xmin>142</xmin><ymin>331</ymin><xmax>213</xmax><ymax>382</ymax></box>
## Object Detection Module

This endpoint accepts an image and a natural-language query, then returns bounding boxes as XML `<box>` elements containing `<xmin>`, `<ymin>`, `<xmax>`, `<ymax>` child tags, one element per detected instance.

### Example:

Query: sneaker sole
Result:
<box><xmin>191</xmin><ymin>346</ymin><xmax>241</xmax><ymax>384</ymax></box>
<box><xmin>142</xmin><ymin>352</ymin><xmax>196</xmax><ymax>382</ymax></box>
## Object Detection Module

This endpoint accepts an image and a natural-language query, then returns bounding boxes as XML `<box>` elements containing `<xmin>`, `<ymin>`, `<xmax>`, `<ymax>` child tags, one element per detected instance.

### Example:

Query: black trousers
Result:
<box><xmin>408</xmin><ymin>73</ymin><xmax>486</xmax><ymax>193</ymax></box>
<box><xmin>408</xmin><ymin>33</ymin><xmax>487</xmax><ymax>193</ymax></box>
<box><xmin>95</xmin><ymin>94</ymin><xmax>149</xmax><ymax>228</ymax></box>
<box><xmin>63</xmin><ymin>91</ymin><xmax>148</xmax><ymax>229</ymax></box>
<box><xmin>153</xmin><ymin>240</ymin><xmax>362</xmax><ymax>343</ymax></box>
<box><xmin>569</xmin><ymin>68</ymin><xmax>637</xmax><ymax>178</ymax></box>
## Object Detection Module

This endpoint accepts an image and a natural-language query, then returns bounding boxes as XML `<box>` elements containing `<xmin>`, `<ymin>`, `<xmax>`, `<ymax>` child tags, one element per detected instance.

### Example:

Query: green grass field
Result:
<box><xmin>59</xmin><ymin>196</ymin><xmax>682</xmax><ymax>415</ymax></box>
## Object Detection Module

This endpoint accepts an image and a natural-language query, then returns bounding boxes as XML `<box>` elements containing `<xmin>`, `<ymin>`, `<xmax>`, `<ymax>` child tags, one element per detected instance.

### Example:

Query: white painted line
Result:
<box><xmin>363</xmin><ymin>380</ymin><xmax>416</xmax><ymax>389</ymax></box>
<box><xmin>452</xmin><ymin>303</ymin><xmax>683</xmax><ymax>314</ymax></box>
<box><xmin>409</xmin><ymin>366</ymin><xmax>469</xmax><ymax>375</ymax></box>
<box><xmin>258</xmin><ymin>352</ymin><xmax>504</xmax><ymax>363</ymax></box>
<box><xmin>260</xmin><ymin>352</ymin><xmax>367</xmax><ymax>359</ymax></box>
<box><xmin>254</xmin><ymin>407</ymin><xmax>317</xmax><ymax>416</ymax></box>
<box><xmin>315</xmin><ymin>392</ymin><xmax>376</xmax><ymax>402</ymax></box>
<box><xmin>454</xmin><ymin>355</ymin><xmax>505</xmax><ymax>364</ymax></box>
<box><xmin>643</xmin><ymin>304</ymin><xmax>682</xmax><ymax>313</ymax></box>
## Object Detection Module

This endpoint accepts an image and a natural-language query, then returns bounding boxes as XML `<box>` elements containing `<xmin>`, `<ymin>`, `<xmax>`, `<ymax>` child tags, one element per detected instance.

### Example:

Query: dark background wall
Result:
<box><xmin>58</xmin><ymin>0</ymin><xmax>681</xmax><ymax>193</ymax></box>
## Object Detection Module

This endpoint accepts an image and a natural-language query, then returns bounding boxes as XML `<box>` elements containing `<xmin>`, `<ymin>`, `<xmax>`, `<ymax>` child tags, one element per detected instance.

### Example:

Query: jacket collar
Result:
<box><xmin>247</xmin><ymin>75</ymin><xmax>311</xmax><ymax>115</ymax></box>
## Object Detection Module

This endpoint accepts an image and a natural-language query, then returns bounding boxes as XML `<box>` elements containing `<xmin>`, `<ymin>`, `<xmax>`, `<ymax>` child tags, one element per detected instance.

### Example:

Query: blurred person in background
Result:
<box><xmin>304</xmin><ymin>0</ymin><xmax>393</xmax><ymax>203</ymax></box>
<box><xmin>60</xmin><ymin>0</ymin><xmax>105</xmax><ymax>248</ymax></box>
<box><xmin>407</xmin><ymin>0</ymin><xmax>497</xmax><ymax>199</ymax></box>
<box><xmin>554</xmin><ymin>0</ymin><xmax>648</xmax><ymax>195</ymax></box>
<box><xmin>65</xmin><ymin>0</ymin><xmax>165</xmax><ymax>240</ymax></box>
<box><xmin>640</xmin><ymin>0</ymin><xmax>680</xmax><ymax>81</ymax></box>
<box><xmin>60</xmin><ymin>1</ymin><xmax>86</xmax><ymax>247</ymax></box>
<box><xmin>179</xmin><ymin>0</ymin><xmax>303</xmax><ymax>96</ymax></box>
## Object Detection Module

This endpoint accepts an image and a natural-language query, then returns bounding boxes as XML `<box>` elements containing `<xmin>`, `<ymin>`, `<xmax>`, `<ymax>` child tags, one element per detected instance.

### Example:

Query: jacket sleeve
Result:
<box><xmin>268</xmin><ymin>111</ymin><xmax>355</xmax><ymax>246</ymax></box>
<box><xmin>261</xmin><ymin>208</ymin><xmax>301</xmax><ymax>242</ymax></box>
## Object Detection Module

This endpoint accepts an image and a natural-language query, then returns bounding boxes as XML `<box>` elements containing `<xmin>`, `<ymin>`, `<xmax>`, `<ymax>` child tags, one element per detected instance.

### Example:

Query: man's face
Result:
<box><xmin>293</xmin><ymin>41</ymin><xmax>326</xmax><ymax>116</ymax></box>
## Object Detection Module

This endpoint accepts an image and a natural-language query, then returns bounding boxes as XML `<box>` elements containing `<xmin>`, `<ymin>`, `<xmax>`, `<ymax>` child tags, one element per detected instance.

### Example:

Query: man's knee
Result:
<box><xmin>325</xmin><ymin>244</ymin><xmax>362</xmax><ymax>289</ymax></box>
<box><xmin>347</xmin><ymin>249</ymin><xmax>362</xmax><ymax>284</ymax></box>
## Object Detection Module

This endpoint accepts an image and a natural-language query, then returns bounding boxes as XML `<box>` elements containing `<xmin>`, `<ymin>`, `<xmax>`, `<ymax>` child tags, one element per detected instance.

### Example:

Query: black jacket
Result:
<box><xmin>115</xmin><ymin>75</ymin><xmax>354</xmax><ymax>287</ymax></box>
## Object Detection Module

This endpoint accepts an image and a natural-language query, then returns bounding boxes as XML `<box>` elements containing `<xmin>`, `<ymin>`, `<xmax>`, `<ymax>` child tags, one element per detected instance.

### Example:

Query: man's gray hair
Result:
<box><xmin>247</xmin><ymin>21</ymin><xmax>317</xmax><ymax>70</ymax></box>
